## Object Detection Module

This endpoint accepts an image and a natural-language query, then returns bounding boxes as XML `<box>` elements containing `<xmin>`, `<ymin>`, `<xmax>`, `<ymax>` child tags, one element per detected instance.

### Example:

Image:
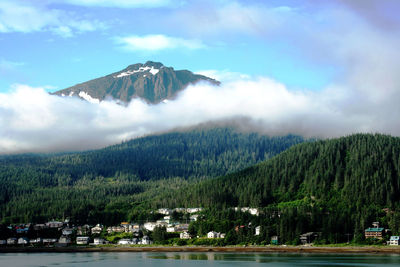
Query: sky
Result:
<box><xmin>1</xmin><ymin>0</ymin><xmax>400</xmax><ymax>153</ymax></box>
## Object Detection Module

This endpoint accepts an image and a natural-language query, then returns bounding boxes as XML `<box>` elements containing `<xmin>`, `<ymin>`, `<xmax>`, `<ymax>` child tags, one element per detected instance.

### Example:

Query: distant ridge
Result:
<box><xmin>54</xmin><ymin>61</ymin><xmax>219</xmax><ymax>104</ymax></box>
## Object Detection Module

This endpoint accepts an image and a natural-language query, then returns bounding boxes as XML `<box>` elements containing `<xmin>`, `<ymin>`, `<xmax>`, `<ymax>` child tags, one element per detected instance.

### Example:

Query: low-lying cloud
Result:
<box><xmin>0</xmin><ymin>73</ymin><xmax>398</xmax><ymax>154</ymax></box>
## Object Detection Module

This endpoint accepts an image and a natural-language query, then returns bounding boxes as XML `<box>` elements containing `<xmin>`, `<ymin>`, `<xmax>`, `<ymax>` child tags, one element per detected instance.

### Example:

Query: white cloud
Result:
<box><xmin>1</xmin><ymin>69</ymin><xmax>399</xmax><ymax>154</ymax></box>
<box><xmin>115</xmin><ymin>34</ymin><xmax>205</xmax><ymax>52</ymax></box>
<box><xmin>0</xmin><ymin>0</ymin><xmax>106</xmax><ymax>37</ymax></box>
<box><xmin>60</xmin><ymin>0</ymin><xmax>173</xmax><ymax>8</ymax></box>
<box><xmin>0</xmin><ymin>1</ymin><xmax>59</xmax><ymax>33</ymax></box>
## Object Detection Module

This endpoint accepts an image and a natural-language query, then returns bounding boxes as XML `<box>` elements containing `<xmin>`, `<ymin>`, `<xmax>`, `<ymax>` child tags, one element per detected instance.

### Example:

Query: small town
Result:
<box><xmin>1</xmin><ymin>206</ymin><xmax>400</xmax><ymax>248</ymax></box>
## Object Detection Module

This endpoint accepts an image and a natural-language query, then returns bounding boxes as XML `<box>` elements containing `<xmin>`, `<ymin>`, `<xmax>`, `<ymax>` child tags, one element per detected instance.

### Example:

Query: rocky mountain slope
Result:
<box><xmin>54</xmin><ymin>61</ymin><xmax>219</xmax><ymax>103</ymax></box>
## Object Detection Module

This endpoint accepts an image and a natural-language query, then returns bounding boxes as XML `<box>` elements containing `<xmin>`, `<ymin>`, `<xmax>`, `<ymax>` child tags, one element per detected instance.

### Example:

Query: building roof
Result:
<box><xmin>390</xmin><ymin>236</ymin><xmax>400</xmax><ymax>240</ymax></box>
<box><xmin>365</xmin><ymin>227</ymin><xmax>384</xmax><ymax>232</ymax></box>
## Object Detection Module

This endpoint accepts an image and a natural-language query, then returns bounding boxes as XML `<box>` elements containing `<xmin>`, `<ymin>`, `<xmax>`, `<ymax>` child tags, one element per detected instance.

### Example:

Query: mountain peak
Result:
<box><xmin>54</xmin><ymin>62</ymin><xmax>219</xmax><ymax>104</ymax></box>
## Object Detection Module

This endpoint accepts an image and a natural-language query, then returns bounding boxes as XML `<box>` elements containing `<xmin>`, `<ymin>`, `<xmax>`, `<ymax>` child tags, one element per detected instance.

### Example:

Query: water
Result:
<box><xmin>1</xmin><ymin>252</ymin><xmax>400</xmax><ymax>267</ymax></box>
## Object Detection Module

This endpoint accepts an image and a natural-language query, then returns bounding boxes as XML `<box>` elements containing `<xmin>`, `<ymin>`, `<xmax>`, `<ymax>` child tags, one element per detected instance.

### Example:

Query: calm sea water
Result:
<box><xmin>1</xmin><ymin>252</ymin><xmax>400</xmax><ymax>267</ymax></box>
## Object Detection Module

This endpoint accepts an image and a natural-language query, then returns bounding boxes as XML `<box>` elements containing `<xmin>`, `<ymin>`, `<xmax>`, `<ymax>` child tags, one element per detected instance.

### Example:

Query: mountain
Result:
<box><xmin>0</xmin><ymin>128</ymin><xmax>304</xmax><ymax>224</ymax></box>
<box><xmin>159</xmin><ymin>133</ymin><xmax>400</xmax><ymax>243</ymax></box>
<box><xmin>53</xmin><ymin>61</ymin><xmax>219</xmax><ymax>103</ymax></box>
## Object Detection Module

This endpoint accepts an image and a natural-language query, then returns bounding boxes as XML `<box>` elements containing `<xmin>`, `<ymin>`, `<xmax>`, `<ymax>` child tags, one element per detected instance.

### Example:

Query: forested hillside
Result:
<box><xmin>158</xmin><ymin>134</ymin><xmax>400</xmax><ymax>244</ymax></box>
<box><xmin>0</xmin><ymin>128</ymin><xmax>304</xmax><ymax>224</ymax></box>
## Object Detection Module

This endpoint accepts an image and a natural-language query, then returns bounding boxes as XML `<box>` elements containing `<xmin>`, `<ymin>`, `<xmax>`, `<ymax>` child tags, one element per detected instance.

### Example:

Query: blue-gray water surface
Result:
<box><xmin>1</xmin><ymin>252</ymin><xmax>400</xmax><ymax>267</ymax></box>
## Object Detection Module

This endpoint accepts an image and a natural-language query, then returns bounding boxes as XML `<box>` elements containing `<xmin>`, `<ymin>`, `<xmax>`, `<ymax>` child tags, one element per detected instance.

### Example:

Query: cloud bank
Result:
<box><xmin>0</xmin><ymin>71</ymin><xmax>398</xmax><ymax>154</ymax></box>
<box><xmin>0</xmin><ymin>1</ymin><xmax>106</xmax><ymax>37</ymax></box>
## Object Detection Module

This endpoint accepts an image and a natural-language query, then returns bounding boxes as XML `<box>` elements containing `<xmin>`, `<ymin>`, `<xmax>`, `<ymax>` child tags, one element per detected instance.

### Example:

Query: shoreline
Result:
<box><xmin>1</xmin><ymin>246</ymin><xmax>400</xmax><ymax>254</ymax></box>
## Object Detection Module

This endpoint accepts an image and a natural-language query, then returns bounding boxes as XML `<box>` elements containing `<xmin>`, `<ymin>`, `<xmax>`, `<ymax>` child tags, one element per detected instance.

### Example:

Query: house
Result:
<box><xmin>93</xmin><ymin>238</ymin><xmax>106</xmax><ymax>245</ymax></box>
<box><xmin>42</xmin><ymin>238</ymin><xmax>58</xmax><ymax>245</ymax></box>
<box><xmin>390</xmin><ymin>236</ymin><xmax>400</xmax><ymax>245</ymax></box>
<box><xmin>271</xmin><ymin>236</ymin><xmax>279</xmax><ymax>245</ymax></box>
<box><xmin>91</xmin><ymin>224</ymin><xmax>103</xmax><ymax>234</ymax></box>
<box><xmin>62</xmin><ymin>227</ymin><xmax>75</xmax><ymax>236</ymax></box>
<box><xmin>157</xmin><ymin>208</ymin><xmax>171</xmax><ymax>215</ymax></box>
<box><xmin>76</xmin><ymin>236</ymin><xmax>90</xmax><ymax>245</ymax></box>
<box><xmin>175</xmin><ymin>224</ymin><xmax>189</xmax><ymax>232</ymax></box>
<box><xmin>129</xmin><ymin>224</ymin><xmax>141</xmax><ymax>233</ymax></box>
<box><xmin>180</xmin><ymin>231</ymin><xmax>191</xmax><ymax>239</ymax></box>
<box><xmin>140</xmin><ymin>235</ymin><xmax>151</xmax><ymax>245</ymax></box>
<box><xmin>208</xmin><ymin>231</ymin><xmax>220</xmax><ymax>238</ymax></box>
<box><xmin>16</xmin><ymin>225</ymin><xmax>30</xmax><ymax>234</ymax></box>
<box><xmin>77</xmin><ymin>225</ymin><xmax>91</xmax><ymax>235</ymax></box>
<box><xmin>57</xmin><ymin>236</ymin><xmax>72</xmax><ymax>246</ymax></box>
<box><xmin>0</xmin><ymin>240</ymin><xmax>7</xmax><ymax>246</ymax></box>
<box><xmin>300</xmin><ymin>232</ymin><xmax>319</xmax><ymax>245</ymax></box>
<box><xmin>187</xmin><ymin>208</ymin><xmax>202</xmax><ymax>213</ymax></box>
<box><xmin>107</xmin><ymin>226</ymin><xmax>125</xmax><ymax>234</ymax></box>
<box><xmin>118</xmin><ymin>239</ymin><xmax>132</xmax><ymax>245</ymax></box>
<box><xmin>6</xmin><ymin>237</ymin><xmax>17</xmax><ymax>245</ymax></box>
<box><xmin>46</xmin><ymin>221</ymin><xmax>64</xmax><ymax>229</ymax></box>
<box><xmin>167</xmin><ymin>226</ymin><xmax>176</xmax><ymax>233</ymax></box>
<box><xmin>30</xmin><ymin>238</ymin><xmax>43</xmax><ymax>244</ymax></box>
<box><xmin>155</xmin><ymin>221</ymin><xmax>169</xmax><ymax>228</ymax></box>
<box><xmin>143</xmin><ymin>222</ymin><xmax>157</xmax><ymax>231</ymax></box>
<box><xmin>174</xmin><ymin>208</ymin><xmax>186</xmax><ymax>213</ymax></box>
<box><xmin>255</xmin><ymin>226</ymin><xmax>261</xmax><ymax>236</ymax></box>
<box><xmin>17</xmin><ymin>237</ymin><xmax>29</xmax><ymax>245</ymax></box>
<box><xmin>365</xmin><ymin>226</ymin><xmax>385</xmax><ymax>239</ymax></box>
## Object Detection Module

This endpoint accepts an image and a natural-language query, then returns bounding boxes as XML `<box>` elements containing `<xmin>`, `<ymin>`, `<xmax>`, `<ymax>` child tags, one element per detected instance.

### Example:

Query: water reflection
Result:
<box><xmin>2</xmin><ymin>252</ymin><xmax>400</xmax><ymax>267</ymax></box>
<box><xmin>149</xmin><ymin>252</ymin><xmax>400</xmax><ymax>266</ymax></box>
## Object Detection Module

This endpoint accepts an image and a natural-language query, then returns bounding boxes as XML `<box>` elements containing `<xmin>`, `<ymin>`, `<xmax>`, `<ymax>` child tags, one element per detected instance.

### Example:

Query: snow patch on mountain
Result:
<box><xmin>78</xmin><ymin>91</ymin><xmax>100</xmax><ymax>104</ymax></box>
<box><xmin>114</xmin><ymin>66</ymin><xmax>159</xmax><ymax>78</ymax></box>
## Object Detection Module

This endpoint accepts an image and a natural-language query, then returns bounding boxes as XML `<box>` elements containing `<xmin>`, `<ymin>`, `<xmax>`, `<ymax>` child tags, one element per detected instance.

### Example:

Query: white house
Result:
<box><xmin>255</xmin><ymin>226</ymin><xmax>261</xmax><ymax>236</ymax></box>
<box><xmin>390</xmin><ymin>236</ymin><xmax>400</xmax><ymax>245</ymax></box>
<box><xmin>180</xmin><ymin>231</ymin><xmax>191</xmax><ymax>239</ymax></box>
<box><xmin>6</xmin><ymin>238</ymin><xmax>17</xmax><ymax>245</ymax></box>
<box><xmin>143</xmin><ymin>222</ymin><xmax>158</xmax><ymax>231</ymax></box>
<box><xmin>157</xmin><ymin>208</ymin><xmax>171</xmax><ymax>215</ymax></box>
<box><xmin>167</xmin><ymin>226</ymin><xmax>176</xmax><ymax>233</ymax></box>
<box><xmin>91</xmin><ymin>224</ymin><xmax>103</xmax><ymax>234</ymax></box>
<box><xmin>207</xmin><ymin>231</ymin><xmax>220</xmax><ymax>238</ymax></box>
<box><xmin>76</xmin><ymin>236</ymin><xmax>90</xmax><ymax>245</ymax></box>
<box><xmin>17</xmin><ymin>237</ymin><xmax>29</xmax><ymax>245</ymax></box>
<box><xmin>140</xmin><ymin>235</ymin><xmax>151</xmax><ymax>245</ymax></box>
<box><xmin>118</xmin><ymin>239</ymin><xmax>132</xmax><ymax>245</ymax></box>
<box><xmin>187</xmin><ymin>208</ymin><xmax>203</xmax><ymax>213</ymax></box>
<box><xmin>93</xmin><ymin>238</ymin><xmax>106</xmax><ymax>245</ymax></box>
<box><xmin>62</xmin><ymin>228</ymin><xmax>74</xmax><ymax>236</ymax></box>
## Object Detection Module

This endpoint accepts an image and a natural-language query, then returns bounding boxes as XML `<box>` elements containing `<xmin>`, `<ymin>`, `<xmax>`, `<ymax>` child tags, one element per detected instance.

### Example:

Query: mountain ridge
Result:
<box><xmin>54</xmin><ymin>61</ymin><xmax>219</xmax><ymax>103</ymax></box>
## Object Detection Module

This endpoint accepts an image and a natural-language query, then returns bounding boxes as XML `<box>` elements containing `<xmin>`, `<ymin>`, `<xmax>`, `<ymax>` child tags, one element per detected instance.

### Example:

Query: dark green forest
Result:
<box><xmin>0</xmin><ymin>128</ymin><xmax>303</xmax><ymax>224</ymax></box>
<box><xmin>157</xmin><ymin>133</ymin><xmax>400</xmax><ymax>244</ymax></box>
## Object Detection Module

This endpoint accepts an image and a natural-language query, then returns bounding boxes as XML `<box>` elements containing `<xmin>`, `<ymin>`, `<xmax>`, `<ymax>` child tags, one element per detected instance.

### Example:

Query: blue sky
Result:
<box><xmin>0</xmin><ymin>0</ymin><xmax>352</xmax><ymax>92</ymax></box>
<box><xmin>1</xmin><ymin>0</ymin><xmax>400</xmax><ymax>154</ymax></box>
